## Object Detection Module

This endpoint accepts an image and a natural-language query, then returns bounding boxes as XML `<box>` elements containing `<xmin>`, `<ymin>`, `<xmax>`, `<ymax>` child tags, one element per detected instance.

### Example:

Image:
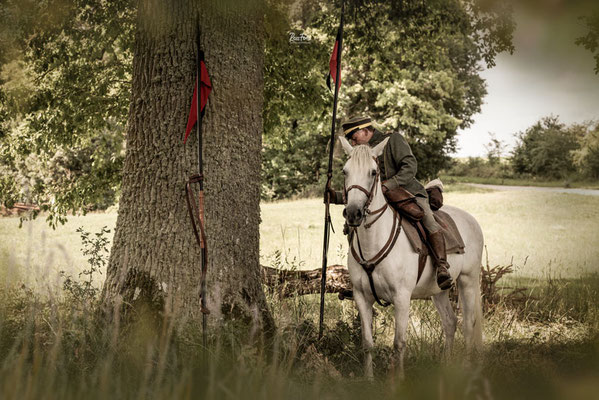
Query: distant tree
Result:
<box><xmin>511</xmin><ymin>116</ymin><xmax>580</xmax><ymax>179</ymax></box>
<box><xmin>572</xmin><ymin>122</ymin><xmax>599</xmax><ymax>179</ymax></box>
<box><xmin>576</xmin><ymin>11</ymin><xmax>599</xmax><ymax>74</ymax></box>
<box><xmin>484</xmin><ymin>132</ymin><xmax>506</xmax><ymax>165</ymax></box>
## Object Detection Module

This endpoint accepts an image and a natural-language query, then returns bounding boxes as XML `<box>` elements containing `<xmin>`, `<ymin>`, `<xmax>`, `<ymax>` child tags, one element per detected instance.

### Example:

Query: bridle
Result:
<box><xmin>343</xmin><ymin>165</ymin><xmax>378</xmax><ymax>213</ymax></box>
<box><xmin>343</xmin><ymin>158</ymin><xmax>388</xmax><ymax>228</ymax></box>
<box><xmin>343</xmin><ymin>158</ymin><xmax>402</xmax><ymax>307</ymax></box>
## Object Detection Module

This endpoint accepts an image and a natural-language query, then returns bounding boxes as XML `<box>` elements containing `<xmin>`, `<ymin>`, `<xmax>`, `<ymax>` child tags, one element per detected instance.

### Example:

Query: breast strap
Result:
<box><xmin>350</xmin><ymin>209</ymin><xmax>402</xmax><ymax>307</ymax></box>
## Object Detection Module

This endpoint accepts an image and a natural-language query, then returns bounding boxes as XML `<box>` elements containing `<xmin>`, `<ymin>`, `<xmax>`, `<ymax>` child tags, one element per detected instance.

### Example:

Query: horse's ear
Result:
<box><xmin>338</xmin><ymin>136</ymin><xmax>353</xmax><ymax>156</ymax></box>
<box><xmin>372</xmin><ymin>137</ymin><xmax>390</xmax><ymax>157</ymax></box>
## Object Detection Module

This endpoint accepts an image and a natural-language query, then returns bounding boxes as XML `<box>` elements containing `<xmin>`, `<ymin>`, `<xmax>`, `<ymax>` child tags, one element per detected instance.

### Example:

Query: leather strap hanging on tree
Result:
<box><xmin>185</xmin><ymin>174</ymin><xmax>210</xmax><ymax>315</ymax></box>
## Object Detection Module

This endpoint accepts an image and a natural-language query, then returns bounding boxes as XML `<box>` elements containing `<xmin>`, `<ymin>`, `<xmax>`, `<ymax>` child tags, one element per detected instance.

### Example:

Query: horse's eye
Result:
<box><xmin>342</xmin><ymin>169</ymin><xmax>347</xmax><ymax>175</ymax></box>
<box><xmin>371</xmin><ymin>169</ymin><xmax>377</xmax><ymax>176</ymax></box>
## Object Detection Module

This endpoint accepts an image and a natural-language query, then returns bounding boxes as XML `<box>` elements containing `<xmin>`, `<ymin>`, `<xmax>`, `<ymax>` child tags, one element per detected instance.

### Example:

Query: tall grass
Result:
<box><xmin>0</xmin><ymin>231</ymin><xmax>598</xmax><ymax>399</ymax></box>
<box><xmin>1</xmin><ymin>189</ymin><xmax>598</xmax><ymax>399</ymax></box>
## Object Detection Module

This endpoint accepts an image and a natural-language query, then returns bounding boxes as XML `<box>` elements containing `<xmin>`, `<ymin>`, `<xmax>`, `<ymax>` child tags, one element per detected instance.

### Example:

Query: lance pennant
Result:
<box><xmin>326</xmin><ymin>27</ymin><xmax>342</xmax><ymax>91</ymax></box>
<box><xmin>184</xmin><ymin>51</ymin><xmax>212</xmax><ymax>144</ymax></box>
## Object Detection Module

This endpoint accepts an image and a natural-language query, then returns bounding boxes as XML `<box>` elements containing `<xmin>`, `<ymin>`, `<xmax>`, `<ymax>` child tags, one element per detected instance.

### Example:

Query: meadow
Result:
<box><xmin>0</xmin><ymin>185</ymin><xmax>598</xmax><ymax>399</ymax></box>
<box><xmin>4</xmin><ymin>185</ymin><xmax>598</xmax><ymax>287</ymax></box>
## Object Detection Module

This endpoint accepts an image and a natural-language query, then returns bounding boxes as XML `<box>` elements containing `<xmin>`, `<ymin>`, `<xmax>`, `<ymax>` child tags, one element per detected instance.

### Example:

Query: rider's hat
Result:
<box><xmin>342</xmin><ymin>116</ymin><xmax>373</xmax><ymax>139</ymax></box>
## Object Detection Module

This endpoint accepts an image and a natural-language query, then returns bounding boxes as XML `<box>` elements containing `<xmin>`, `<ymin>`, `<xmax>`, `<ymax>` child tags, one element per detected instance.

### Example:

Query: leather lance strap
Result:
<box><xmin>185</xmin><ymin>173</ymin><xmax>210</xmax><ymax>315</ymax></box>
<box><xmin>350</xmin><ymin>209</ymin><xmax>402</xmax><ymax>307</ymax></box>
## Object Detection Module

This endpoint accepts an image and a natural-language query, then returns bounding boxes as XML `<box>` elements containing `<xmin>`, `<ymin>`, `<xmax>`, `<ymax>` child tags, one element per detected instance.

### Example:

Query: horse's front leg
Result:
<box><xmin>392</xmin><ymin>290</ymin><xmax>411</xmax><ymax>380</ymax></box>
<box><xmin>353</xmin><ymin>289</ymin><xmax>375</xmax><ymax>379</ymax></box>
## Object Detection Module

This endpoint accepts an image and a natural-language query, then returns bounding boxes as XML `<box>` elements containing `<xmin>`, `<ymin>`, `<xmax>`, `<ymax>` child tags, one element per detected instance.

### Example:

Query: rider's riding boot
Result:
<box><xmin>428</xmin><ymin>230</ymin><xmax>452</xmax><ymax>290</ymax></box>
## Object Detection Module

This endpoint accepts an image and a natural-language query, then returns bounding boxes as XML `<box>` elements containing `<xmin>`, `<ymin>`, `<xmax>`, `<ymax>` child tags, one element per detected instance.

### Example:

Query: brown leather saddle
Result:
<box><xmin>402</xmin><ymin>209</ymin><xmax>465</xmax><ymax>282</ymax></box>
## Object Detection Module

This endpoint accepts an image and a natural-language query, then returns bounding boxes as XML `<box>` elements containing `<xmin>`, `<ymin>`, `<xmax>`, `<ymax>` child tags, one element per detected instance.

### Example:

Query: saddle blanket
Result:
<box><xmin>401</xmin><ymin>209</ymin><xmax>465</xmax><ymax>256</ymax></box>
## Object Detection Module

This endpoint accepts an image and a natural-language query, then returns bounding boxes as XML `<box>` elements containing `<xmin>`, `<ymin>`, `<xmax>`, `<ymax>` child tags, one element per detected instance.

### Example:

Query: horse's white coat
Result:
<box><xmin>338</xmin><ymin>136</ymin><xmax>484</xmax><ymax>379</ymax></box>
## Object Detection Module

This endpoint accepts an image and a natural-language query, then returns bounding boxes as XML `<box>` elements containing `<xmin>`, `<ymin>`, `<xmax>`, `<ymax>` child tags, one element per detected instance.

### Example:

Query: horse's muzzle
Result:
<box><xmin>344</xmin><ymin>205</ymin><xmax>364</xmax><ymax>227</ymax></box>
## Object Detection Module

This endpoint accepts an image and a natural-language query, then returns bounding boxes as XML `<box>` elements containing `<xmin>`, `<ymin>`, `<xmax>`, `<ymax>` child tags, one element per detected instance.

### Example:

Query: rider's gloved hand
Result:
<box><xmin>324</xmin><ymin>182</ymin><xmax>337</xmax><ymax>204</ymax></box>
<box><xmin>381</xmin><ymin>180</ymin><xmax>390</xmax><ymax>195</ymax></box>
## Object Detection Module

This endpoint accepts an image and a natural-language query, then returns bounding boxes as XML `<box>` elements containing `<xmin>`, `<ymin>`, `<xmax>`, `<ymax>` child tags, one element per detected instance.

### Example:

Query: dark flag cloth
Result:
<box><xmin>326</xmin><ymin>27</ymin><xmax>342</xmax><ymax>91</ymax></box>
<box><xmin>184</xmin><ymin>51</ymin><xmax>212</xmax><ymax>143</ymax></box>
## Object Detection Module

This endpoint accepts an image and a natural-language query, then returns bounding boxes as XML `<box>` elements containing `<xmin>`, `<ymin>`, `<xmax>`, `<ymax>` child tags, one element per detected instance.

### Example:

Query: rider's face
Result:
<box><xmin>350</xmin><ymin>128</ymin><xmax>373</xmax><ymax>146</ymax></box>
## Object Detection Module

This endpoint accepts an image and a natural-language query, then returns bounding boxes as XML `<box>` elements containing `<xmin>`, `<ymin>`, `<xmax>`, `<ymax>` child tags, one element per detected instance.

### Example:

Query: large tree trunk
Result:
<box><xmin>102</xmin><ymin>0</ymin><xmax>272</xmax><ymax>331</ymax></box>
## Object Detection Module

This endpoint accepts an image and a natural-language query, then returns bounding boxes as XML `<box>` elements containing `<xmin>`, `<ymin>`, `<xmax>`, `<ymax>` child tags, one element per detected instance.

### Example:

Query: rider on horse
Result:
<box><xmin>325</xmin><ymin>115</ymin><xmax>452</xmax><ymax>290</ymax></box>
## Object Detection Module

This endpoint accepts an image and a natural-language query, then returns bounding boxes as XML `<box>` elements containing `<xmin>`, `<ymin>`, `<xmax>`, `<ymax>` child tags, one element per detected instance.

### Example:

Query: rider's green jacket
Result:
<box><xmin>332</xmin><ymin>129</ymin><xmax>426</xmax><ymax>204</ymax></box>
<box><xmin>369</xmin><ymin>129</ymin><xmax>427</xmax><ymax>197</ymax></box>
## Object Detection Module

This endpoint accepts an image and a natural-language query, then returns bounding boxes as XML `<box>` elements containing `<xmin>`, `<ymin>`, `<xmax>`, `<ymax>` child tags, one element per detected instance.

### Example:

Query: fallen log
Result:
<box><xmin>0</xmin><ymin>203</ymin><xmax>39</xmax><ymax>217</ymax></box>
<box><xmin>261</xmin><ymin>264</ymin><xmax>353</xmax><ymax>300</ymax></box>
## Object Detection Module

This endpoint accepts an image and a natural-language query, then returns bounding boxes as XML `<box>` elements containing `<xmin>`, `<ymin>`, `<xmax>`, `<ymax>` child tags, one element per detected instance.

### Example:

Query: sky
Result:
<box><xmin>454</xmin><ymin>0</ymin><xmax>599</xmax><ymax>157</ymax></box>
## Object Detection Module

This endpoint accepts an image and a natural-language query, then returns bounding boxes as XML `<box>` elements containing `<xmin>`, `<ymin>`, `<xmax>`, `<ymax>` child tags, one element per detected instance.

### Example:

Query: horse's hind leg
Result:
<box><xmin>432</xmin><ymin>291</ymin><xmax>457</xmax><ymax>358</ymax></box>
<box><xmin>457</xmin><ymin>272</ymin><xmax>484</xmax><ymax>354</ymax></box>
<box><xmin>392</xmin><ymin>290</ymin><xmax>411</xmax><ymax>380</ymax></box>
<box><xmin>353</xmin><ymin>290</ymin><xmax>375</xmax><ymax>379</ymax></box>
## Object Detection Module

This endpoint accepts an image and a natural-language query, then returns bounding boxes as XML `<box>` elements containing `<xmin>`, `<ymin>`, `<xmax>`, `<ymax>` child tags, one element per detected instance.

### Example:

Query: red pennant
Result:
<box><xmin>184</xmin><ymin>59</ymin><xmax>212</xmax><ymax>143</ymax></box>
<box><xmin>326</xmin><ymin>29</ymin><xmax>342</xmax><ymax>91</ymax></box>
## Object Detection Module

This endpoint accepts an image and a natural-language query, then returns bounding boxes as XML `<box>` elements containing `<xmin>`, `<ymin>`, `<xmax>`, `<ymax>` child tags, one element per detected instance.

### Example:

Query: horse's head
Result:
<box><xmin>339</xmin><ymin>136</ymin><xmax>389</xmax><ymax>227</ymax></box>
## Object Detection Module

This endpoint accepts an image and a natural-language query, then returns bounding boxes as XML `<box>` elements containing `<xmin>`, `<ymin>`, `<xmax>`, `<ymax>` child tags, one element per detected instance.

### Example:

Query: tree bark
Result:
<box><xmin>102</xmin><ymin>0</ymin><xmax>272</xmax><ymax>332</ymax></box>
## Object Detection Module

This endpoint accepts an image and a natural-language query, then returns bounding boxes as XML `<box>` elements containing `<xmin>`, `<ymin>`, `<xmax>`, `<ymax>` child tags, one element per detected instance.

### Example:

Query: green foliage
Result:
<box><xmin>0</xmin><ymin>0</ymin><xmax>134</xmax><ymax>226</ymax></box>
<box><xmin>2</xmin><ymin>0</ymin><xmax>515</xmax><ymax>211</ymax></box>
<box><xmin>484</xmin><ymin>132</ymin><xmax>506</xmax><ymax>165</ymax></box>
<box><xmin>446</xmin><ymin>156</ymin><xmax>512</xmax><ymax>179</ymax></box>
<box><xmin>262</xmin><ymin>0</ymin><xmax>514</xmax><ymax>199</ymax></box>
<box><xmin>262</xmin><ymin>0</ymin><xmax>332</xmax><ymax>199</ymax></box>
<box><xmin>576</xmin><ymin>11</ymin><xmax>599</xmax><ymax>74</ymax></box>
<box><xmin>511</xmin><ymin>116</ymin><xmax>581</xmax><ymax>180</ymax></box>
<box><xmin>60</xmin><ymin>226</ymin><xmax>110</xmax><ymax>302</ymax></box>
<box><xmin>447</xmin><ymin>119</ymin><xmax>599</xmax><ymax>183</ymax></box>
<box><xmin>572</xmin><ymin>122</ymin><xmax>599</xmax><ymax>179</ymax></box>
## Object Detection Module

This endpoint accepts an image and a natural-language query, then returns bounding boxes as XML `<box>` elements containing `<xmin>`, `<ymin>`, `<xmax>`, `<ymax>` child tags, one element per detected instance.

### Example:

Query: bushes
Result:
<box><xmin>446</xmin><ymin>157</ymin><xmax>511</xmax><ymax>179</ymax></box>
<box><xmin>448</xmin><ymin>117</ymin><xmax>599</xmax><ymax>183</ymax></box>
<box><xmin>572</xmin><ymin>123</ymin><xmax>599</xmax><ymax>179</ymax></box>
<box><xmin>511</xmin><ymin>116</ymin><xmax>580</xmax><ymax>179</ymax></box>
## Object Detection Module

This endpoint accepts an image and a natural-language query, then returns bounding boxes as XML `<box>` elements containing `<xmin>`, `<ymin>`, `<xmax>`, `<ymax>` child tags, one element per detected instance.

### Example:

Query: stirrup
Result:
<box><xmin>436</xmin><ymin>267</ymin><xmax>452</xmax><ymax>291</ymax></box>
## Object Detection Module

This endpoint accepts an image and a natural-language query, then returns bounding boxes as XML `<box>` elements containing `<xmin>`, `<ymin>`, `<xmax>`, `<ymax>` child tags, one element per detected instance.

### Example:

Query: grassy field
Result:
<box><xmin>260</xmin><ymin>190</ymin><xmax>599</xmax><ymax>279</ymax></box>
<box><xmin>0</xmin><ymin>185</ymin><xmax>598</xmax><ymax>399</ymax></box>
<box><xmin>3</xmin><ymin>185</ymin><xmax>597</xmax><ymax>287</ymax></box>
<box><xmin>441</xmin><ymin>174</ymin><xmax>599</xmax><ymax>190</ymax></box>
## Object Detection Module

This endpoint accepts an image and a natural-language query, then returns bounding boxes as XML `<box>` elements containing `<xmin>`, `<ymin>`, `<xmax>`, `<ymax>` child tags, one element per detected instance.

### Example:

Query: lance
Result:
<box><xmin>319</xmin><ymin>0</ymin><xmax>344</xmax><ymax>339</ymax></box>
<box><xmin>196</xmin><ymin>25</ymin><xmax>209</xmax><ymax>349</ymax></box>
<box><xmin>184</xmin><ymin>20</ymin><xmax>212</xmax><ymax>349</ymax></box>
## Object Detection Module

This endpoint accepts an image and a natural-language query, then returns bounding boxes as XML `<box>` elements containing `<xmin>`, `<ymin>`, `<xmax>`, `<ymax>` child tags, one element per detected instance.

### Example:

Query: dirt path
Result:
<box><xmin>467</xmin><ymin>183</ymin><xmax>599</xmax><ymax>196</ymax></box>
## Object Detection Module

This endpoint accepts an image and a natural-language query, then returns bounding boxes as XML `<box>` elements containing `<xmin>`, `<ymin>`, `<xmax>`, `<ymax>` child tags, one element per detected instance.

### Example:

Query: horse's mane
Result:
<box><xmin>348</xmin><ymin>144</ymin><xmax>374</xmax><ymax>170</ymax></box>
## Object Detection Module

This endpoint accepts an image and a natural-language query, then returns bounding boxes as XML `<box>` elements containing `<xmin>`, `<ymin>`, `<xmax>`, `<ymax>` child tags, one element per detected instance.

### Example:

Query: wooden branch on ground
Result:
<box><xmin>0</xmin><ymin>203</ymin><xmax>40</xmax><ymax>217</ymax></box>
<box><xmin>261</xmin><ymin>264</ymin><xmax>353</xmax><ymax>300</ymax></box>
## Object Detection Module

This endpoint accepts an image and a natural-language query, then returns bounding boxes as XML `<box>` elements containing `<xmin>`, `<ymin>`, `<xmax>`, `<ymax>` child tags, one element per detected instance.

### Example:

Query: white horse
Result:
<box><xmin>338</xmin><ymin>136</ymin><xmax>484</xmax><ymax>378</ymax></box>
